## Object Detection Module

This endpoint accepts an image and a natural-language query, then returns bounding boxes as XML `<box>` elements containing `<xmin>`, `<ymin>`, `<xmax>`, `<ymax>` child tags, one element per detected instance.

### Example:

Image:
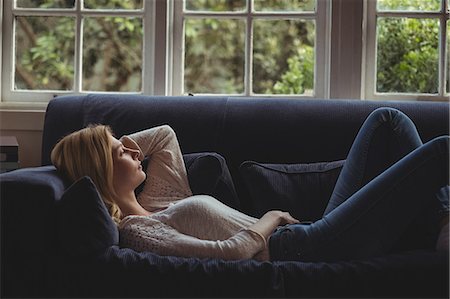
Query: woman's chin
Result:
<box><xmin>138</xmin><ymin>171</ymin><xmax>146</xmax><ymax>183</ymax></box>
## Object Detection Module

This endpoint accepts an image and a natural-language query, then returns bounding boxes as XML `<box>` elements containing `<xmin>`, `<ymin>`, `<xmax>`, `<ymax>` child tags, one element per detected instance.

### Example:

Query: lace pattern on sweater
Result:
<box><xmin>145</xmin><ymin>175</ymin><xmax>189</xmax><ymax>199</ymax></box>
<box><xmin>120</xmin><ymin>219</ymin><xmax>175</xmax><ymax>254</ymax></box>
<box><xmin>138</xmin><ymin>175</ymin><xmax>191</xmax><ymax>210</ymax></box>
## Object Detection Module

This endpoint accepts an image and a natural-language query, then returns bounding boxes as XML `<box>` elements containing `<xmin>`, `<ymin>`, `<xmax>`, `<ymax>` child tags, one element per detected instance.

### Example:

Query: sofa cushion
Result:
<box><xmin>184</xmin><ymin>152</ymin><xmax>240</xmax><ymax>210</ymax></box>
<box><xmin>57</xmin><ymin>176</ymin><xmax>119</xmax><ymax>257</ymax></box>
<box><xmin>240</xmin><ymin>160</ymin><xmax>345</xmax><ymax>221</ymax></box>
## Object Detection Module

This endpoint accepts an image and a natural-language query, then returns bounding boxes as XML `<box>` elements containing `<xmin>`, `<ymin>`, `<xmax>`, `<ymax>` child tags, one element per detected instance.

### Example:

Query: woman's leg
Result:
<box><xmin>269</xmin><ymin>135</ymin><xmax>449</xmax><ymax>262</ymax></box>
<box><xmin>326</xmin><ymin>107</ymin><xmax>445</xmax><ymax>252</ymax></box>
<box><xmin>324</xmin><ymin>107</ymin><xmax>423</xmax><ymax>215</ymax></box>
<box><xmin>269</xmin><ymin>108</ymin><xmax>449</xmax><ymax>262</ymax></box>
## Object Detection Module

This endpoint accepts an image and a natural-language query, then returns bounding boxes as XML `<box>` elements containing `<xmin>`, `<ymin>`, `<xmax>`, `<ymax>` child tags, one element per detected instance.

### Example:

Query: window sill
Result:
<box><xmin>0</xmin><ymin>101</ymin><xmax>49</xmax><ymax>112</ymax></box>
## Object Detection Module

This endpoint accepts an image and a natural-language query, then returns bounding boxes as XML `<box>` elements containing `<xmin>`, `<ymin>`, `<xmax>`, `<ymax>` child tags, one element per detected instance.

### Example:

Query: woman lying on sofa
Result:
<box><xmin>50</xmin><ymin>107</ymin><xmax>449</xmax><ymax>262</ymax></box>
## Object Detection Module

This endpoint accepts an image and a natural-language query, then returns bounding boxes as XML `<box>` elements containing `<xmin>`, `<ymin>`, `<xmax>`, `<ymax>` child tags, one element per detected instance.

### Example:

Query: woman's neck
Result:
<box><xmin>116</xmin><ymin>192</ymin><xmax>151</xmax><ymax>218</ymax></box>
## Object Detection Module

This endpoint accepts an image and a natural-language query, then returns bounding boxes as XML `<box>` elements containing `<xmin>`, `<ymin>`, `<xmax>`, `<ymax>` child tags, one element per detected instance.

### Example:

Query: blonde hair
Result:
<box><xmin>51</xmin><ymin>125</ymin><xmax>122</xmax><ymax>224</ymax></box>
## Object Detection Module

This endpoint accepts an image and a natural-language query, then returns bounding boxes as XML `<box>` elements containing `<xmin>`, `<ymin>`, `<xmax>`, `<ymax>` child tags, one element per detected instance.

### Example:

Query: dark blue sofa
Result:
<box><xmin>1</xmin><ymin>94</ymin><xmax>449</xmax><ymax>298</ymax></box>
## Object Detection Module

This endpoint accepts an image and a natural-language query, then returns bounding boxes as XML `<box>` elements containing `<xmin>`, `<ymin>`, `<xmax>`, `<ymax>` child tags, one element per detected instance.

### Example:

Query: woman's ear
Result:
<box><xmin>120</xmin><ymin>135</ymin><xmax>145</xmax><ymax>161</ymax></box>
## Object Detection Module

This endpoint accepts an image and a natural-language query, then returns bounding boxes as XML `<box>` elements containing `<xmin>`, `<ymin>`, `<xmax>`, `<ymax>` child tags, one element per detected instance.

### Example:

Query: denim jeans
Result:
<box><xmin>269</xmin><ymin>108</ymin><xmax>449</xmax><ymax>262</ymax></box>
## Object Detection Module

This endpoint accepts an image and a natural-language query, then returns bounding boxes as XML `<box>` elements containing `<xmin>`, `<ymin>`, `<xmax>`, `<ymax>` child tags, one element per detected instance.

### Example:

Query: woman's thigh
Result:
<box><xmin>325</xmin><ymin>108</ymin><xmax>423</xmax><ymax>215</ymax></box>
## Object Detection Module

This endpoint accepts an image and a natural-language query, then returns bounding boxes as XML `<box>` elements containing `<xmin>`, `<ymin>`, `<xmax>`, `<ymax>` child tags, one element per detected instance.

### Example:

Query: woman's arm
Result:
<box><xmin>119</xmin><ymin>217</ymin><xmax>267</xmax><ymax>261</ymax></box>
<box><xmin>120</xmin><ymin>125</ymin><xmax>193</xmax><ymax>210</ymax></box>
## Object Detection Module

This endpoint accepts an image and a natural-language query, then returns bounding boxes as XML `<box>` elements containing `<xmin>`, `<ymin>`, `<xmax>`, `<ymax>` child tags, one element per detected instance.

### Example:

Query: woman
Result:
<box><xmin>51</xmin><ymin>107</ymin><xmax>449</xmax><ymax>262</ymax></box>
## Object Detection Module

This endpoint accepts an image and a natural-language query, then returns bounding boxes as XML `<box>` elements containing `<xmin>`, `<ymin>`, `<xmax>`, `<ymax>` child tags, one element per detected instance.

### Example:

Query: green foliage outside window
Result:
<box><xmin>376</xmin><ymin>0</ymin><xmax>441</xmax><ymax>94</ymax></box>
<box><xmin>15</xmin><ymin>0</ymin><xmax>142</xmax><ymax>91</ymax></box>
<box><xmin>13</xmin><ymin>0</ymin><xmax>448</xmax><ymax>95</ymax></box>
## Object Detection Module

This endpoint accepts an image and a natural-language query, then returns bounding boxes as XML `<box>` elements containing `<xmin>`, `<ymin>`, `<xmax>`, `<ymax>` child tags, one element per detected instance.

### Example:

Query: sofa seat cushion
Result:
<box><xmin>240</xmin><ymin>160</ymin><xmax>345</xmax><ymax>221</ymax></box>
<box><xmin>57</xmin><ymin>176</ymin><xmax>119</xmax><ymax>257</ymax></box>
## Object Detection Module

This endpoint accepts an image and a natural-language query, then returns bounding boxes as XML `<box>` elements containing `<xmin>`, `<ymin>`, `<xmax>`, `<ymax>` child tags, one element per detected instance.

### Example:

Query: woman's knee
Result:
<box><xmin>368</xmin><ymin>107</ymin><xmax>408</xmax><ymax>125</ymax></box>
<box><xmin>365</xmin><ymin>108</ymin><xmax>421</xmax><ymax>144</ymax></box>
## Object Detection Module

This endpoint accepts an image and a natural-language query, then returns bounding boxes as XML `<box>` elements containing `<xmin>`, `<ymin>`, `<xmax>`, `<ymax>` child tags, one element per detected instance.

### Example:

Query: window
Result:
<box><xmin>1</xmin><ymin>0</ymin><xmax>448</xmax><ymax>105</ymax></box>
<box><xmin>1</xmin><ymin>0</ymin><xmax>330</xmax><ymax>103</ymax></box>
<box><xmin>364</xmin><ymin>0</ymin><xmax>450</xmax><ymax>101</ymax></box>
<box><xmin>171</xmin><ymin>0</ymin><xmax>330</xmax><ymax>97</ymax></box>
<box><xmin>1</xmin><ymin>0</ymin><xmax>153</xmax><ymax>103</ymax></box>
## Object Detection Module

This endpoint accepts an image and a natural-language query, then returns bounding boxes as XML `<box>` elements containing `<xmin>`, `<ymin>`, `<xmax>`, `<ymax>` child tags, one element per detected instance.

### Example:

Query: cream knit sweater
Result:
<box><xmin>118</xmin><ymin>125</ymin><xmax>269</xmax><ymax>261</ymax></box>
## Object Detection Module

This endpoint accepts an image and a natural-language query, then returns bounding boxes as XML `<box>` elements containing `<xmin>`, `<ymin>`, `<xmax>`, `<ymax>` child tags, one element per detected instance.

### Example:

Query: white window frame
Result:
<box><xmin>2</xmin><ymin>0</ymin><xmax>446</xmax><ymax>108</ymax></box>
<box><xmin>1</xmin><ymin>0</ymin><xmax>156</xmax><ymax>104</ymax></box>
<box><xmin>363</xmin><ymin>0</ymin><xmax>450</xmax><ymax>101</ymax></box>
<box><xmin>171</xmin><ymin>0</ymin><xmax>331</xmax><ymax>98</ymax></box>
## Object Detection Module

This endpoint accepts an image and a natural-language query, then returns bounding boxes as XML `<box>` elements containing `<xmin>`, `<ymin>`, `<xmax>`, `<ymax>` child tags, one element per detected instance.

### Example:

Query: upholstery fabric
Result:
<box><xmin>184</xmin><ymin>152</ymin><xmax>240</xmax><ymax>209</ymax></box>
<box><xmin>56</xmin><ymin>176</ymin><xmax>119</xmax><ymax>257</ymax></box>
<box><xmin>240</xmin><ymin>160</ymin><xmax>345</xmax><ymax>220</ymax></box>
<box><xmin>44</xmin><ymin>246</ymin><xmax>448</xmax><ymax>298</ymax></box>
<box><xmin>0</xmin><ymin>166</ymin><xmax>68</xmax><ymax>296</ymax></box>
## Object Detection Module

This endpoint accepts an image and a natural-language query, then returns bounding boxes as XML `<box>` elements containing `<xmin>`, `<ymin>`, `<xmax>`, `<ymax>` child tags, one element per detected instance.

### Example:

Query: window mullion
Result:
<box><xmin>245</xmin><ymin>1</ymin><xmax>253</xmax><ymax>97</ymax></box>
<box><xmin>439</xmin><ymin>16</ymin><xmax>447</xmax><ymax>96</ymax></box>
<box><xmin>376</xmin><ymin>11</ymin><xmax>444</xmax><ymax>18</ymax></box>
<box><xmin>1</xmin><ymin>0</ymin><xmax>5</xmax><ymax>99</ymax></box>
<box><xmin>442</xmin><ymin>0</ymin><xmax>449</xmax><ymax>96</ymax></box>
<box><xmin>2</xmin><ymin>0</ymin><xmax>15</xmax><ymax>101</ymax></box>
<box><xmin>315</xmin><ymin>0</ymin><xmax>331</xmax><ymax>98</ymax></box>
<box><xmin>74</xmin><ymin>0</ymin><xmax>82</xmax><ymax>93</ymax></box>
<box><xmin>363</xmin><ymin>0</ymin><xmax>377</xmax><ymax>100</ymax></box>
<box><xmin>143</xmin><ymin>0</ymin><xmax>155</xmax><ymax>95</ymax></box>
<box><xmin>171</xmin><ymin>0</ymin><xmax>184</xmax><ymax>95</ymax></box>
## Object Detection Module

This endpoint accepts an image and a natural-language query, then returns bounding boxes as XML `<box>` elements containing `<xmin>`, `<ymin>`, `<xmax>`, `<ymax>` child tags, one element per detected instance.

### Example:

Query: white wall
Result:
<box><xmin>0</xmin><ymin>110</ymin><xmax>45</xmax><ymax>167</ymax></box>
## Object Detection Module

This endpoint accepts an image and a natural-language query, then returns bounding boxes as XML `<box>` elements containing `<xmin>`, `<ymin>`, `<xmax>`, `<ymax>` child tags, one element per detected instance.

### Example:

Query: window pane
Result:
<box><xmin>84</xmin><ymin>0</ymin><xmax>142</xmax><ymax>9</ymax></box>
<box><xmin>447</xmin><ymin>21</ymin><xmax>449</xmax><ymax>94</ymax></box>
<box><xmin>184</xmin><ymin>18</ymin><xmax>245</xmax><ymax>94</ymax></box>
<box><xmin>16</xmin><ymin>0</ymin><xmax>74</xmax><ymax>8</ymax></box>
<box><xmin>253</xmin><ymin>19</ymin><xmax>314</xmax><ymax>95</ymax></box>
<box><xmin>376</xmin><ymin>18</ymin><xmax>439</xmax><ymax>93</ymax></box>
<box><xmin>83</xmin><ymin>17</ymin><xmax>142</xmax><ymax>92</ymax></box>
<box><xmin>377</xmin><ymin>0</ymin><xmax>440</xmax><ymax>12</ymax></box>
<box><xmin>15</xmin><ymin>16</ymin><xmax>74</xmax><ymax>90</ymax></box>
<box><xmin>254</xmin><ymin>0</ymin><xmax>315</xmax><ymax>12</ymax></box>
<box><xmin>185</xmin><ymin>0</ymin><xmax>245</xmax><ymax>11</ymax></box>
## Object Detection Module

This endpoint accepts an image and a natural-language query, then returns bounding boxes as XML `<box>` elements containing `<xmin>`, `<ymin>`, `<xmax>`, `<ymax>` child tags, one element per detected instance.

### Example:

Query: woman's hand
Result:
<box><xmin>270</xmin><ymin>210</ymin><xmax>300</xmax><ymax>226</ymax></box>
<box><xmin>248</xmin><ymin>210</ymin><xmax>300</xmax><ymax>242</ymax></box>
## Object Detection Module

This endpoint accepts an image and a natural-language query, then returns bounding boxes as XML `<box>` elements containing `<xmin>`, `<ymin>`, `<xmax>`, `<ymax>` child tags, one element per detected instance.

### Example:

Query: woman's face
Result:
<box><xmin>110</xmin><ymin>135</ymin><xmax>146</xmax><ymax>194</ymax></box>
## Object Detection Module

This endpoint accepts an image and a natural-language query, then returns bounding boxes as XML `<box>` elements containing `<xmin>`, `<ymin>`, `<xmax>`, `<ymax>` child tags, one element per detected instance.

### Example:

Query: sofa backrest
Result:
<box><xmin>41</xmin><ymin>94</ymin><xmax>449</xmax><ymax>212</ymax></box>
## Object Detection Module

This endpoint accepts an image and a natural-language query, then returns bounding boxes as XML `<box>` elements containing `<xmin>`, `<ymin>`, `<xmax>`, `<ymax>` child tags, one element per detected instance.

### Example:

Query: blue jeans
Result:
<box><xmin>269</xmin><ymin>108</ymin><xmax>449</xmax><ymax>262</ymax></box>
